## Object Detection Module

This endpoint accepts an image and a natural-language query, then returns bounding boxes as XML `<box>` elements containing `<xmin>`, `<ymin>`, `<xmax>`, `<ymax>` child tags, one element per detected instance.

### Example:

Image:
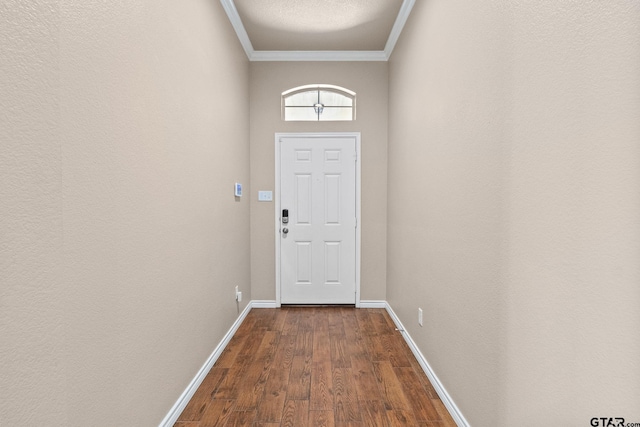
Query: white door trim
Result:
<box><xmin>275</xmin><ymin>132</ymin><xmax>361</xmax><ymax>307</ymax></box>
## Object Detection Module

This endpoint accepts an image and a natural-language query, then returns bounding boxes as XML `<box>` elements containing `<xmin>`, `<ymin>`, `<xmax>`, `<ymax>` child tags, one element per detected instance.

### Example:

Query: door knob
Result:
<box><xmin>282</xmin><ymin>228</ymin><xmax>289</xmax><ymax>234</ymax></box>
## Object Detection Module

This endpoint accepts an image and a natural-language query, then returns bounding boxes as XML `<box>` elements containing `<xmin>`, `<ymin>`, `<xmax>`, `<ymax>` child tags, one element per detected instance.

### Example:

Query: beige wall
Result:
<box><xmin>388</xmin><ymin>0</ymin><xmax>640</xmax><ymax>425</ymax></box>
<box><xmin>249</xmin><ymin>62</ymin><xmax>388</xmax><ymax>302</ymax></box>
<box><xmin>0</xmin><ymin>1</ymin><xmax>249</xmax><ymax>425</ymax></box>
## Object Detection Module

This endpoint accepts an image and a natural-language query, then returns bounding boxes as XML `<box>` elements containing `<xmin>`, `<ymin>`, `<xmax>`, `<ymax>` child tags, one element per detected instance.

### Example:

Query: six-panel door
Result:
<box><xmin>279</xmin><ymin>136</ymin><xmax>357</xmax><ymax>304</ymax></box>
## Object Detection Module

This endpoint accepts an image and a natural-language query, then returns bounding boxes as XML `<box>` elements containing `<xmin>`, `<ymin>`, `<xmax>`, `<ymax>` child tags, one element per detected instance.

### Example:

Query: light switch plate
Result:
<box><xmin>235</xmin><ymin>183</ymin><xmax>242</xmax><ymax>197</ymax></box>
<box><xmin>258</xmin><ymin>191</ymin><xmax>273</xmax><ymax>202</ymax></box>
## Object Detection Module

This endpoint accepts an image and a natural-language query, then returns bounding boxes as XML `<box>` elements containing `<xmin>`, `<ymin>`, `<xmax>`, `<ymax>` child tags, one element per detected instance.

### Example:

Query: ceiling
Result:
<box><xmin>220</xmin><ymin>0</ymin><xmax>416</xmax><ymax>61</ymax></box>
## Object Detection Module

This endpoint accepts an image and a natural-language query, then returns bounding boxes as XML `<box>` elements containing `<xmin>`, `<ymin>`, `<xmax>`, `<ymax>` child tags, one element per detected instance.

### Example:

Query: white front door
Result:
<box><xmin>277</xmin><ymin>134</ymin><xmax>359</xmax><ymax>304</ymax></box>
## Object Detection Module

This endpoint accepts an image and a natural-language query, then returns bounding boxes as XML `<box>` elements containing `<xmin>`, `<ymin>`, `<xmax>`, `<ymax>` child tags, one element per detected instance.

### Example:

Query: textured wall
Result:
<box><xmin>388</xmin><ymin>0</ymin><xmax>640</xmax><ymax>425</ymax></box>
<box><xmin>0</xmin><ymin>0</ymin><xmax>67</xmax><ymax>423</ymax></box>
<box><xmin>502</xmin><ymin>1</ymin><xmax>640</xmax><ymax>423</ymax></box>
<box><xmin>249</xmin><ymin>62</ymin><xmax>388</xmax><ymax>302</ymax></box>
<box><xmin>0</xmin><ymin>1</ymin><xmax>250</xmax><ymax>425</ymax></box>
<box><xmin>388</xmin><ymin>2</ymin><xmax>508</xmax><ymax>423</ymax></box>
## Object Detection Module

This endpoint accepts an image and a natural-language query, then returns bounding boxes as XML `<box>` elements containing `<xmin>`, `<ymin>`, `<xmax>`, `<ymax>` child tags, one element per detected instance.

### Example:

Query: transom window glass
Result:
<box><xmin>282</xmin><ymin>84</ymin><xmax>356</xmax><ymax>121</ymax></box>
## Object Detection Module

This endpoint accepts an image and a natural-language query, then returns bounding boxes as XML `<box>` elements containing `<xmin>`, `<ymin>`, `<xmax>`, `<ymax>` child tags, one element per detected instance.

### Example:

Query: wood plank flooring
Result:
<box><xmin>174</xmin><ymin>307</ymin><xmax>457</xmax><ymax>427</ymax></box>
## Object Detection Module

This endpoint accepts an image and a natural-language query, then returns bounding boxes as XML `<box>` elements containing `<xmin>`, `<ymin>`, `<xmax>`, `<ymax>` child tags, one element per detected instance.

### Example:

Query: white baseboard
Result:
<box><xmin>251</xmin><ymin>300</ymin><xmax>278</xmax><ymax>308</ymax></box>
<box><xmin>158</xmin><ymin>302</ymin><xmax>253</xmax><ymax>427</ymax></box>
<box><xmin>384</xmin><ymin>302</ymin><xmax>470</xmax><ymax>427</ymax></box>
<box><xmin>255</xmin><ymin>300</ymin><xmax>381</xmax><ymax>308</ymax></box>
<box><xmin>359</xmin><ymin>300</ymin><xmax>387</xmax><ymax>308</ymax></box>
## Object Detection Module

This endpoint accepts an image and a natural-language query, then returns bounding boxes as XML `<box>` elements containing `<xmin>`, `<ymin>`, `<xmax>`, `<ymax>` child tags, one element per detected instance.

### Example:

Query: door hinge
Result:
<box><xmin>355</xmin><ymin>218</ymin><xmax>358</xmax><ymax>228</ymax></box>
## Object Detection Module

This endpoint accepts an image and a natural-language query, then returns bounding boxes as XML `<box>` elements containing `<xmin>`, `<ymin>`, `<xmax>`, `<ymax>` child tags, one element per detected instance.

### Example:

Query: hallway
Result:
<box><xmin>3</xmin><ymin>1</ymin><xmax>639</xmax><ymax>425</ymax></box>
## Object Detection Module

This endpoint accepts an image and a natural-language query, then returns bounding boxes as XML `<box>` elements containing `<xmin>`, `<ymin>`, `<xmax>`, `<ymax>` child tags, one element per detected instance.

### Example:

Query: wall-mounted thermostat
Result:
<box><xmin>235</xmin><ymin>183</ymin><xmax>242</xmax><ymax>197</ymax></box>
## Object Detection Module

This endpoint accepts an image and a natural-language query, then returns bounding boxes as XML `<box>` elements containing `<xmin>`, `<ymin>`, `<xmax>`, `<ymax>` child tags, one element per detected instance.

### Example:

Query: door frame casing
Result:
<box><xmin>275</xmin><ymin>132</ymin><xmax>361</xmax><ymax>307</ymax></box>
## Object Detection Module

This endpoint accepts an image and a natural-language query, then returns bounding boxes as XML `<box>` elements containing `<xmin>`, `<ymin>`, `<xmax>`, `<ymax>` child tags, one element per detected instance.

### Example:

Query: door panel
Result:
<box><xmin>295</xmin><ymin>241</ymin><xmax>312</xmax><ymax>284</ymax></box>
<box><xmin>325</xmin><ymin>174</ymin><xmax>341</xmax><ymax>224</ymax></box>
<box><xmin>279</xmin><ymin>135</ymin><xmax>357</xmax><ymax>304</ymax></box>
<box><xmin>295</xmin><ymin>174</ymin><xmax>312</xmax><ymax>224</ymax></box>
<box><xmin>324</xmin><ymin>242</ymin><xmax>341</xmax><ymax>283</ymax></box>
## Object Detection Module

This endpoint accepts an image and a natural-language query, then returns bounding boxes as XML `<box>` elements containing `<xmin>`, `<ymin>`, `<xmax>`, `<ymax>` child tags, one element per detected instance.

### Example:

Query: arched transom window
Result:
<box><xmin>282</xmin><ymin>84</ymin><xmax>356</xmax><ymax>121</ymax></box>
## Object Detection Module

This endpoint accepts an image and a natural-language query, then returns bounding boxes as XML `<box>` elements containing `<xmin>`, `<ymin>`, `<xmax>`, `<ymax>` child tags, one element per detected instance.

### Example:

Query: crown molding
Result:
<box><xmin>384</xmin><ymin>0</ymin><xmax>416</xmax><ymax>59</ymax></box>
<box><xmin>250</xmin><ymin>50</ymin><xmax>388</xmax><ymax>62</ymax></box>
<box><xmin>220</xmin><ymin>0</ymin><xmax>414</xmax><ymax>62</ymax></box>
<box><xmin>220</xmin><ymin>0</ymin><xmax>254</xmax><ymax>59</ymax></box>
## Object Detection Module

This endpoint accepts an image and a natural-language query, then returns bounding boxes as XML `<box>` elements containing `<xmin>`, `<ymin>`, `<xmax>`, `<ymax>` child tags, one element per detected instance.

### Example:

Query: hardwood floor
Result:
<box><xmin>174</xmin><ymin>307</ymin><xmax>457</xmax><ymax>427</ymax></box>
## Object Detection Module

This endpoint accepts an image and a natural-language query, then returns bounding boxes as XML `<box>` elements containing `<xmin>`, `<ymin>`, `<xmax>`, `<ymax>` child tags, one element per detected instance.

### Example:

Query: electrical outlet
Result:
<box><xmin>418</xmin><ymin>308</ymin><xmax>423</xmax><ymax>326</ymax></box>
<box><xmin>237</xmin><ymin>291</ymin><xmax>242</xmax><ymax>302</ymax></box>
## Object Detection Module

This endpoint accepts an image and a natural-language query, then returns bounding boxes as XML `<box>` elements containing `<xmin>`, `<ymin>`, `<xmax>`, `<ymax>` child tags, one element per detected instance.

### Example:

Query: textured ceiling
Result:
<box><xmin>233</xmin><ymin>0</ymin><xmax>404</xmax><ymax>52</ymax></box>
